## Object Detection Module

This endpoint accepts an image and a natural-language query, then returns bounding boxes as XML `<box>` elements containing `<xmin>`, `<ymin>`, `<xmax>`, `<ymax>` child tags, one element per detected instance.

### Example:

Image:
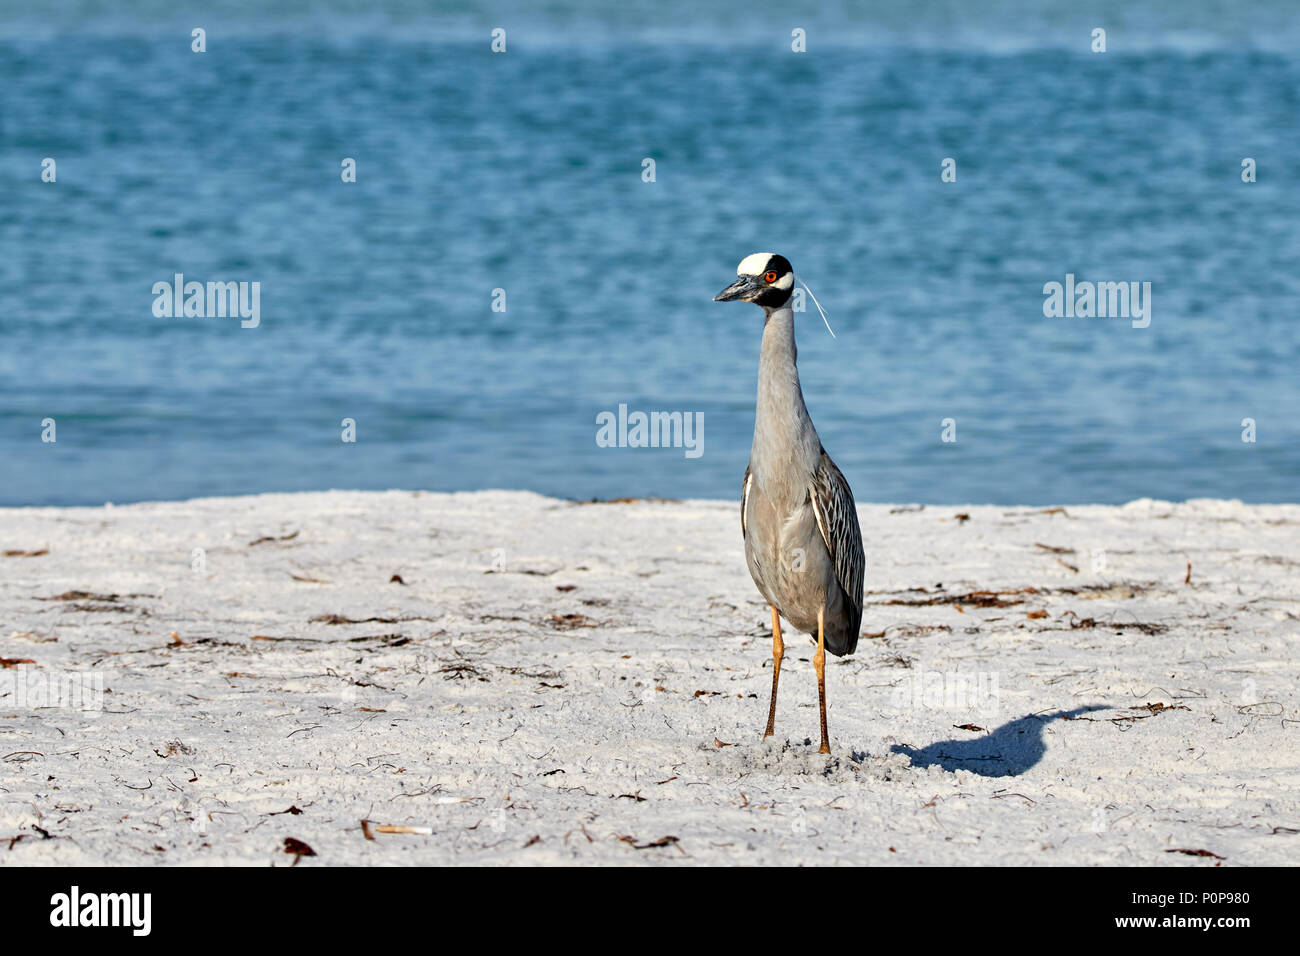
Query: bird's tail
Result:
<box><xmin>823</xmin><ymin>608</ymin><xmax>861</xmax><ymax>658</ymax></box>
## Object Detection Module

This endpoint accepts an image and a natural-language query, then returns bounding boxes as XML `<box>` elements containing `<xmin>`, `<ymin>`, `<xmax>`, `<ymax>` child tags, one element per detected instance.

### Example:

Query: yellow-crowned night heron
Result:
<box><xmin>714</xmin><ymin>253</ymin><xmax>864</xmax><ymax>754</ymax></box>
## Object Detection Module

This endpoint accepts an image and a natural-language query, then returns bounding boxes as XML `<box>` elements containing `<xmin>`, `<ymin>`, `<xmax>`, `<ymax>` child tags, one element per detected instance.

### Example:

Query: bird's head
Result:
<box><xmin>713</xmin><ymin>252</ymin><xmax>794</xmax><ymax>309</ymax></box>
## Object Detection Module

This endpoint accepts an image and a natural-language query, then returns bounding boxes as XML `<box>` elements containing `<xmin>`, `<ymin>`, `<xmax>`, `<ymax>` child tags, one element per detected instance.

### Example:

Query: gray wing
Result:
<box><xmin>808</xmin><ymin>448</ymin><xmax>864</xmax><ymax>616</ymax></box>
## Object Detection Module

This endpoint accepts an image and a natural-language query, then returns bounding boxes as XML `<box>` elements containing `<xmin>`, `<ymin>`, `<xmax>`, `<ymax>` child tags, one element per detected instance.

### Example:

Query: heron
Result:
<box><xmin>714</xmin><ymin>253</ymin><xmax>864</xmax><ymax>754</ymax></box>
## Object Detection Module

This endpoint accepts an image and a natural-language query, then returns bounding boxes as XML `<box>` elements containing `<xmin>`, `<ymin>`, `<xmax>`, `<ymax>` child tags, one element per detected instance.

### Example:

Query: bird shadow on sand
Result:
<box><xmin>889</xmin><ymin>705</ymin><xmax>1110</xmax><ymax>778</ymax></box>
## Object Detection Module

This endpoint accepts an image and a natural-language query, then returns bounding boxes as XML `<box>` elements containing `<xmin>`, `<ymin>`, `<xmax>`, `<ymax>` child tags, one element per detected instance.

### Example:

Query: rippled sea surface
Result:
<box><xmin>2</xmin><ymin>2</ymin><xmax>1297</xmax><ymax>506</ymax></box>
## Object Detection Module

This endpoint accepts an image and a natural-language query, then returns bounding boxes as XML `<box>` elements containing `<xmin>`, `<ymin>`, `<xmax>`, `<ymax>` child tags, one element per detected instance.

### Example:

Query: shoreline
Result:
<box><xmin>7</xmin><ymin>489</ymin><xmax>1300</xmax><ymax>512</ymax></box>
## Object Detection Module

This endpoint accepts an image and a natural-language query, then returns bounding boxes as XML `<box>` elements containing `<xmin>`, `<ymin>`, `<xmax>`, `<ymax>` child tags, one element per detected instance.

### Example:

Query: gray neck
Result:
<box><xmin>749</xmin><ymin>304</ymin><xmax>821</xmax><ymax>488</ymax></box>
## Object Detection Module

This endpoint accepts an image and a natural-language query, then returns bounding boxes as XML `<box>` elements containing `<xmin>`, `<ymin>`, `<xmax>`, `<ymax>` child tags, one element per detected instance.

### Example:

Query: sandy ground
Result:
<box><xmin>1</xmin><ymin>490</ymin><xmax>1297</xmax><ymax>866</ymax></box>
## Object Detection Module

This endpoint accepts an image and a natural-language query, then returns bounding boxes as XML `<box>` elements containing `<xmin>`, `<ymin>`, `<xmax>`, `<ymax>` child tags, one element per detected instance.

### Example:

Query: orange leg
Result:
<box><xmin>815</xmin><ymin>607</ymin><xmax>830</xmax><ymax>754</ymax></box>
<box><xmin>764</xmin><ymin>605</ymin><xmax>784</xmax><ymax>738</ymax></box>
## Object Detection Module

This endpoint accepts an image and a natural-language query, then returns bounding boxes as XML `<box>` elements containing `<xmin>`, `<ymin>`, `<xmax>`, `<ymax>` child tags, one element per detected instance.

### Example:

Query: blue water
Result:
<box><xmin>2</xmin><ymin>2</ymin><xmax>1298</xmax><ymax>506</ymax></box>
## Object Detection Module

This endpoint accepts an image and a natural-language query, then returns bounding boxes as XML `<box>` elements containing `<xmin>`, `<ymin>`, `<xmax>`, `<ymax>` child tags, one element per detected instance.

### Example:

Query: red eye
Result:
<box><xmin>764</xmin><ymin>271</ymin><xmax>778</xmax><ymax>283</ymax></box>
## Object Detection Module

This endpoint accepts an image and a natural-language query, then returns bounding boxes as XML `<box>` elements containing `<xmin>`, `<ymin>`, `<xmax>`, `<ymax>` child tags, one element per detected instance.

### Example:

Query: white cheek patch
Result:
<box><xmin>773</xmin><ymin>272</ymin><xmax>793</xmax><ymax>291</ymax></box>
<box><xmin>737</xmin><ymin>252</ymin><xmax>773</xmax><ymax>276</ymax></box>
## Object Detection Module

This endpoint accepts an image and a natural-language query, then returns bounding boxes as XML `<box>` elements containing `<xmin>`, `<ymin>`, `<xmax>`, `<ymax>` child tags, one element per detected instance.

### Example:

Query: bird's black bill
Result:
<box><xmin>714</xmin><ymin>277</ymin><xmax>758</xmax><ymax>302</ymax></box>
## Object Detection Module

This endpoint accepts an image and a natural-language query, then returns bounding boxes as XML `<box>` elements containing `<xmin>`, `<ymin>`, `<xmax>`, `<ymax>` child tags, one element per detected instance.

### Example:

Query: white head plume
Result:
<box><xmin>796</xmin><ymin>274</ymin><xmax>835</xmax><ymax>338</ymax></box>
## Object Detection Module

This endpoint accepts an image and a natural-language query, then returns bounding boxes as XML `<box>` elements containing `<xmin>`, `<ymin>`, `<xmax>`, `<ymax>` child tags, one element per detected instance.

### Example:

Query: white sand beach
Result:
<box><xmin>1</xmin><ymin>491</ymin><xmax>1297</xmax><ymax>866</ymax></box>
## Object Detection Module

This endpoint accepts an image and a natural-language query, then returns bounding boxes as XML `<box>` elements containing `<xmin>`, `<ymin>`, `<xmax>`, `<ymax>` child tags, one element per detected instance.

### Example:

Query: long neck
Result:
<box><xmin>750</xmin><ymin>304</ymin><xmax>821</xmax><ymax>484</ymax></box>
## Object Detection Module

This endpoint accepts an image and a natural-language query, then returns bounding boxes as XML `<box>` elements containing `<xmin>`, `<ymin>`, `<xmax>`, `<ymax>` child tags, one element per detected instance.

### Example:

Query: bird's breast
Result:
<box><xmin>742</xmin><ymin>473</ymin><xmax>832</xmax><ymax>634</ymax></box>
